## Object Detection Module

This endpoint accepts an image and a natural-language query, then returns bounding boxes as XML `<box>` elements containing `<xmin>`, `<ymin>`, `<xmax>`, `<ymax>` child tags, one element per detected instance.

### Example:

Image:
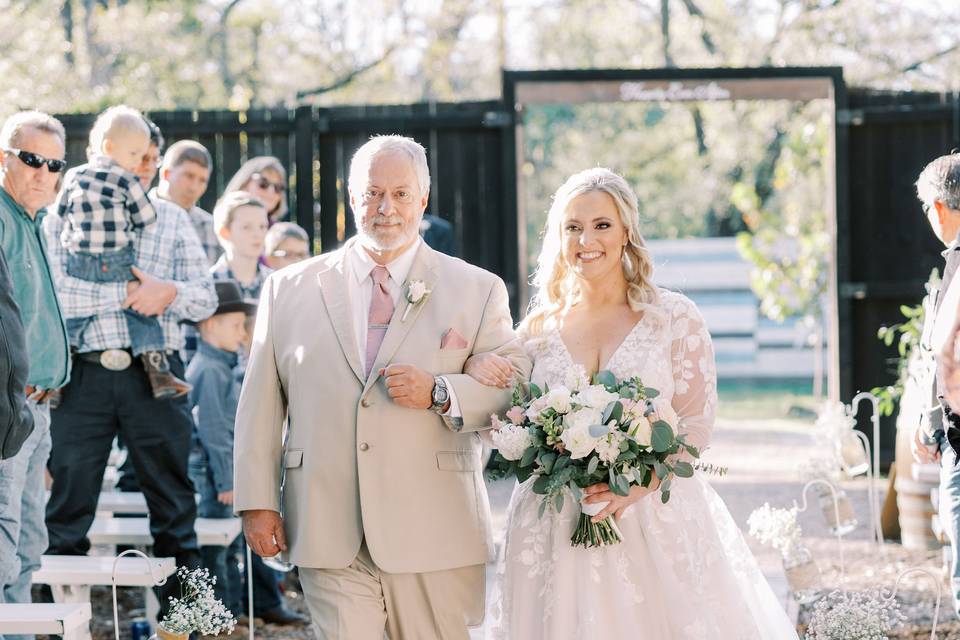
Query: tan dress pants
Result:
<box><xmin>299</xmin><ymin>541</ymin><xmax>485</xmax><ymax>640</ymax></box>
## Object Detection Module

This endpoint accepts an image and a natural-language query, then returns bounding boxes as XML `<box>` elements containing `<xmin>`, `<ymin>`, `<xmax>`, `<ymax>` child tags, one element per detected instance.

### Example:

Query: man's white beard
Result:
<box><xmin>358</xmin><ymin>216</ymin><xmax>417</xmax><ymax>252</ymax></box>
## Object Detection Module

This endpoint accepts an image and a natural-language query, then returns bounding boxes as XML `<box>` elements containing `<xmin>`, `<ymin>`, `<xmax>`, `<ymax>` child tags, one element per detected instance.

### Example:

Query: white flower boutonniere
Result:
<box><xmin>401</xmin><ymin>279</ymin><xmax>432</xmax><ymax>321</ymax></box>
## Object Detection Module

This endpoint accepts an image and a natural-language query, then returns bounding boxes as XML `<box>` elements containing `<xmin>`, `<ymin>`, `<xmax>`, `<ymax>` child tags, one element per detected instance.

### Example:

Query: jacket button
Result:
<box><xmin>359</xmin><ymin>442</ymin><xmax>369</xmax><ymax>452</ymax></box>
<box><xmin>360</xmin><ymin>398</ymin><xmax>371</xmax><ymax>408</ymax></box>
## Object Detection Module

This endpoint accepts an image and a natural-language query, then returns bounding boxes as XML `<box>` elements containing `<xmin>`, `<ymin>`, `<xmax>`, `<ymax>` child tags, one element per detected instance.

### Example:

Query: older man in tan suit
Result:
<box><xmin>234</xmin><ymin>135</ymin><xmax>529</xmax><ymax>639</ymax></box>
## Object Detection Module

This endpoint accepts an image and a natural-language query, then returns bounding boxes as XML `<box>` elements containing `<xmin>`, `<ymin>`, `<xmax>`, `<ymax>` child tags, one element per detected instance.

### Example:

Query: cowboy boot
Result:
<box><xmin>141</xmin><ymin>351</ymin><xmax>192</xmax><ymax>399</ymax></box>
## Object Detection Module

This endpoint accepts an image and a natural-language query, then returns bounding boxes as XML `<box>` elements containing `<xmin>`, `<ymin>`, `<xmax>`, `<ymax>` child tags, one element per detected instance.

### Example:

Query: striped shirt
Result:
<box><xmin>43</xmin><ymin>197</ymin><xmax>217</xmax><ymax>353</ymax></box>
<box><xmin>56</xmin><ymin>155</ymin><xmax>156</xmax><ymax>253</ymax></box>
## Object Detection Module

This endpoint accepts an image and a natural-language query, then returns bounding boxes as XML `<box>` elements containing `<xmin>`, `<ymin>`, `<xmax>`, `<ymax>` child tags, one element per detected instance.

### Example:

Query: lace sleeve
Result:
<box><xmin>668</xmin><ymin>295</ymin><xmax>718</xmax><ymax>456</ymax></box>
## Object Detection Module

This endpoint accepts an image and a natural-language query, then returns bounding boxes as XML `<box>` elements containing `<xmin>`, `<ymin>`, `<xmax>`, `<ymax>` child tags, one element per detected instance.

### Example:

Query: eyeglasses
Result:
<box><xmin>251</xmin><ymin>173</ymin><xmax>284</xmax><ymax>194</ymax></box>
<box><xmin>269</xmin><ymin>249</ymin><xmax>309</xmax><ymax>260</ymax></box>
<box><xmin>361</xmin><ymin>188</ymin><xmax>414</xmax><ymax>206</ymax></box>
<box><xmin>3</xmin><ymin>148</ymin><xmax>66</xmax><ymax>173</ymax></box>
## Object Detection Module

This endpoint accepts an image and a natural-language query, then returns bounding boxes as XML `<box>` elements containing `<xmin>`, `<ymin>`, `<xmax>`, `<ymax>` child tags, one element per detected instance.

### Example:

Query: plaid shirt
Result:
<box><xmin>182</xmin><ymin>256</ymin><xmax>271</xmax><ymax>363</ymax></box>
<box><xmin>149</xmin><ymin>188</ymin><xmax>222</xmax><ymax>266</ymax></box>
<box><xmin>44</xmin><ymin>197</ymin><xmax>217</xmax><ymax>353</ymax></box>
<box><xmin>56</xmin><ymin>155</ymin><xmax>157</xmax><ymax>253</ymax></box>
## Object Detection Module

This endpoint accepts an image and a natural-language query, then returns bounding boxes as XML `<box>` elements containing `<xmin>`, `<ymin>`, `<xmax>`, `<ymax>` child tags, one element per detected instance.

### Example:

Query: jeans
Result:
<box><xmin>45</xmin><ymin>356</ymin><xmax>200</xmax><ymax>620</ymax></box>
<box><xmin>189</xmin><ymin>451</ymin><xmax>242</xmax><ymax>615</ymax></box>
<box><xmin>0</xmin><ymin>400</ymin><xmax>51</xmax><ymax>640</ymax></box>
<box><xmin>940</xmin><ymin>437</ymin><xmax>960</xmax><ymax>616</ymax></box>
<box><xmin>65</xmin><ymin>247</ymin><xmax>164</xmax><ymax>355</ymax></box>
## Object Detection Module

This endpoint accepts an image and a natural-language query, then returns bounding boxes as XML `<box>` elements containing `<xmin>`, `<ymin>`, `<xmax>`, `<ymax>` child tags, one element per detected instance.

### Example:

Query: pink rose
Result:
<box><xmin>506</xmin><ymin>405</ymin><xmax>525</xmax><ymax>425</ymax></box>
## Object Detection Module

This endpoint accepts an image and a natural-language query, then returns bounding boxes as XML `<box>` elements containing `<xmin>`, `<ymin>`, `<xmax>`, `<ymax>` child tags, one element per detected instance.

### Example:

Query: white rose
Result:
<box><xmin>560</xmin><ymin>424</ymin><xmax>598</xmax><ymax>459</ymax></box>
<box><xmin>563</xmin><ymin>406</ymin><xmax>603</xmax><ymax>433</ymax></box>
<box><xmin>576</xmin><ymin>385</ymin><xmax>620</xmax><ymax>411</ymax></box>
<box><xmin>544</xmin><ymin>386</ymin><xmax>573</xmax><ymax>414</ymax></box>
<box><xmin>628</xmin><ymin>414</ymin><xmax>652</xmax><ymax>447</ymax></box>
<box><xmin>491</xmin><ymin>424</ymin><xmax>535</xmax><ymax>461</ymax></box>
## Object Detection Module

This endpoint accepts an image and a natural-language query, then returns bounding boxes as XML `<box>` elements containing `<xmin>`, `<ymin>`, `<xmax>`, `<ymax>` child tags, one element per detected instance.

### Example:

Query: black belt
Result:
<box><xmin>75</xmin><ymin>349</ymin><xmax>135</xmax><ymax>371</ymax></box>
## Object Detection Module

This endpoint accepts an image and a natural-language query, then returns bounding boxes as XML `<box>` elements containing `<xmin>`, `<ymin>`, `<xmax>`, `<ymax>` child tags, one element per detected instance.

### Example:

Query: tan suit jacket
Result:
<box><xmin>234</xmin><ymin>239</ymin><xmax>530</xmax><ymax>573</ymax></box>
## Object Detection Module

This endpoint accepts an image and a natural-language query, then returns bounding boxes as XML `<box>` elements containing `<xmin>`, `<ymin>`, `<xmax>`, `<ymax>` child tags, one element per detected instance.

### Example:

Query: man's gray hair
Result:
<box><xmin>917</xmin><ymin>153</ymin><xmax>960</xmax><ymax>211</ymax></box>
<box><xmin>348</xmin><ymin>135</ymin><xmax>431</xmax><ymax>196</ymax></box>
<box><xmin>0</xmin><ymin>110</ymin><xmax>66</xmax><ymax>149</ymax></box>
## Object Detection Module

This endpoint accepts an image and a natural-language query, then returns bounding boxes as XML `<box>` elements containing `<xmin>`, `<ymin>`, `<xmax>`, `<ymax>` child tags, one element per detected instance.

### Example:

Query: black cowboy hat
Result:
<box><xmin>211</xmin><ymin>280</ymin><xmax>257</xmax><ymax>317</ymax></box>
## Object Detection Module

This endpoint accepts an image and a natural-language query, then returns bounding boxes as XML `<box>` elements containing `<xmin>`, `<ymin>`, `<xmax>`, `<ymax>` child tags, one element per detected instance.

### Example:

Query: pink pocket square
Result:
<box><xmin>441</xmin><ymin>328</ymin><xmax>469</xmax><ymax>350</ymax></box>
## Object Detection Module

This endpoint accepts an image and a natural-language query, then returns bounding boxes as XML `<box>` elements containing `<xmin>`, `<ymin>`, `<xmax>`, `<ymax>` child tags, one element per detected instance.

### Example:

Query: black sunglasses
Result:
<box><xmin>4</xmin><ymin>148</ymin><xmax>66</xmax><ymax>173</ymax></box>
<box><xmin>251</xmin><ymin>173</ymin><xmax>284</xmax><ymax>194</ymax></box>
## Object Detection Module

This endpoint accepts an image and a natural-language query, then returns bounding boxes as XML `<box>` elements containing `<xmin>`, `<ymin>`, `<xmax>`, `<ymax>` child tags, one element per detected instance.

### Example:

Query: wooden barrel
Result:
<box><xmin>895</xmin><ymin>475</ymin><xmax>940</xmax><ymax>550</ymax></box>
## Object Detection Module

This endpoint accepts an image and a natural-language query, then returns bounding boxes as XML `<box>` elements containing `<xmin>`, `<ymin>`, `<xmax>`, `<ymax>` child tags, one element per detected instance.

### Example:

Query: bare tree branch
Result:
<box><xmin>660</xmin><ymin>0</ymin><xmax>674</xmax><ymax>67</ymax></box>
<box><xmin>217</xmin><ymin>0</ymin><xmax>247</xmax><ymax>94</ymax></box>
<box><xmin>678</xmin><ymin>0</ymin><xmax>716</xmax><ymax>55</ymax></box>
<box><xmin>296</xmin><ymin>47</ymin><xmax>397</xmax><ymax>100</ymax></box>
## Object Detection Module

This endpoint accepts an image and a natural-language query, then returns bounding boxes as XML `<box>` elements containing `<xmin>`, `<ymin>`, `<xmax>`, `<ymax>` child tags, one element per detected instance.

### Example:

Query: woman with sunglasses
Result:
<box><xmin>223</xmin><ymin>156</ymin><xmax>288</xmax><ymax>224</ymax></box>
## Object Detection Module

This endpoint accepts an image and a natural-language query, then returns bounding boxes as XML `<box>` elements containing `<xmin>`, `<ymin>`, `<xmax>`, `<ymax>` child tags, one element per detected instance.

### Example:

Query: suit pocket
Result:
<box><xmin>283</xmin><ymin>449</ymin><xmax>303</xmax><ymax>469</ymax></box>
<box><xmin>436</xmin><ymin>450</ymin><xmax>479</xmax><ymax>472</ymax></box>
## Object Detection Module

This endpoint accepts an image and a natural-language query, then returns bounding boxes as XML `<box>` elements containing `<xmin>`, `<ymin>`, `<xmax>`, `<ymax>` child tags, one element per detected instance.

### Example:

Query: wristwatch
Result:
<box><xmin>430</xmin><ymin>376</ymin><xmax>450</xmax><ymax>414</ymax></box>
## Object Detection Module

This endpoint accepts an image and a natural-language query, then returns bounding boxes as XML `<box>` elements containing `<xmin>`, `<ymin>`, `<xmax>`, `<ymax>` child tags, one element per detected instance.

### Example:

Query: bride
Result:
<box><xmin>465</xmin><ymin>168</ymin><xmax>798</xmax><ymax>639</ymax></box>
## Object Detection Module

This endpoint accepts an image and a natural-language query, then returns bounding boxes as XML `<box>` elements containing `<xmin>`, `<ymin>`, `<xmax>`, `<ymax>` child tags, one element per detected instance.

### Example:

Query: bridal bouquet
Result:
<box><xmin>488</xmin><ymin>370</ymin><xmax>700</xmax><ymax>548</ymax></box>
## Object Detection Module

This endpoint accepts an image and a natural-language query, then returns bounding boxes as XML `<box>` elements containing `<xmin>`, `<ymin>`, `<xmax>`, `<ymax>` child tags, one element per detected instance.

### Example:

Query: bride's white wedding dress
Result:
<box><xmin>489</xmin><ymin>289</ymin><xmax>798</xmax><ymax>639</ymax></box>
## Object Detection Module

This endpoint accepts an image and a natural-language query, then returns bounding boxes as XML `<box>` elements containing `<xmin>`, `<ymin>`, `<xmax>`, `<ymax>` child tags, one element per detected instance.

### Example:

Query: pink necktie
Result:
<box><xmin>365</xmin><ymin>265</ymin><xmax>394</xmax><ymax>376</ymax></box>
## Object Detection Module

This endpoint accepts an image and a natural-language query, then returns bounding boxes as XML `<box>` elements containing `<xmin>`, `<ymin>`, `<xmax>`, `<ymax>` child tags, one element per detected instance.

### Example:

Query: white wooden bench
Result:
<box><xmin>96</xmin><ymin>491</ymin><xmax>149</xmax><ymax>515</ymax></box>
<box><xmin>89</xmin><ymin>516</ymin><xmax>242</xmax><ymax>547</ymax></box>
<box><xmin>32</xmin><ymin>555</ymin><xmax>177</xmax><ymax>627</ymax></box>
<box><xmin>0</xmin><ymin>603</ymin><xmax>91</xmax><ymax>640</ymax></box>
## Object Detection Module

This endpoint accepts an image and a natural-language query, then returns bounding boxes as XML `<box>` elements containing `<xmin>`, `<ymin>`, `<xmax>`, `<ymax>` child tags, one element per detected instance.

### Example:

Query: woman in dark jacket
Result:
<box><xmin>0</xmin><ymin>246</ymin><xmax>33</xmax><ymax>459</ymax></box>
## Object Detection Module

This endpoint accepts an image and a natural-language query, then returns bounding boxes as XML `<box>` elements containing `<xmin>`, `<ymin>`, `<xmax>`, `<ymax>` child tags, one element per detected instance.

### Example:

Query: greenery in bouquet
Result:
<box><xmin>159</xmin><ymin>567</ymin><xmax>236</xmax><ymax>636</ymax></box>
<box><xmin>487</xmin><ymin>370</ymin><xmax>701</xmax><ymax>548</ymax></box>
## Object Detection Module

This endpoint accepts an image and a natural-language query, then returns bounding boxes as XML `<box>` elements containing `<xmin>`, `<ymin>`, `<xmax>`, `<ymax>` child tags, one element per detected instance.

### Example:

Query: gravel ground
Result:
<box><xmin>37</xmin><ymin>413</ymin><xmax>948</xmax><ymax>639</ymax></box>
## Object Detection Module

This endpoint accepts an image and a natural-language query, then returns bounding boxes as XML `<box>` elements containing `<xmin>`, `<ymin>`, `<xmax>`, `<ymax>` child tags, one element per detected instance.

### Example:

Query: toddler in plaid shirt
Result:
<box><xmin>57</xmin><ymin>105</ymin><xmax>191</xmax><ymax>399</ymax></box>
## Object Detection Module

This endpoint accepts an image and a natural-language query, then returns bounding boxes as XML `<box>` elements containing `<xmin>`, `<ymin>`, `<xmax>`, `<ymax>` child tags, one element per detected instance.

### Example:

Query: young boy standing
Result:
<box><xmin>187</xmin><ymin>279</ymin><xmax>255</xmax><ymax>618</ymax></box>
<box><xmin>56</xmin><ymin>104</ymin><xmax>189</xmax><ymax>399</ymax></box>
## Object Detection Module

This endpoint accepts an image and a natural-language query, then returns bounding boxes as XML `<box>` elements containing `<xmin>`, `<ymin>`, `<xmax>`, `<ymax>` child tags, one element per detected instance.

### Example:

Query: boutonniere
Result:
<box><xmin>401</xmin><ymin>279</ymin><xmax>432</xmax><ymax>321</ymax></box>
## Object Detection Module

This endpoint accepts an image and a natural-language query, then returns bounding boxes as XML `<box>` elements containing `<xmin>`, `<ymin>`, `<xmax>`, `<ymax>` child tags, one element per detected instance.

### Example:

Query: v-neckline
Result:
<box><xmin>553</xmin><ymin>316</ymin><xmax>646</xmax><ymax>379</ymax></box>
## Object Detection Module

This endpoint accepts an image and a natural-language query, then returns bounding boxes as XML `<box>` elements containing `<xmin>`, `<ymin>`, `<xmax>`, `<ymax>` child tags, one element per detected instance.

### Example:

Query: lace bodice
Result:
<box><xmin>523</xmin><ymin>289</ymin><xmax>718</xmax><ymax>455</ymax></box>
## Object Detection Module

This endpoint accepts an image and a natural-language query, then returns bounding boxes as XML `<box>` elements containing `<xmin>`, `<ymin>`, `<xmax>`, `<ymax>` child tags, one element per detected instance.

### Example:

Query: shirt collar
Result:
<box><xmin>350</xmin><ymin>236</ymin><xmax>422</xmax><ymax>287</ymax></box>
<box><xmin>197</xmin><ymin>338</ymin><xmax>239</xmax><ymax>368</ymax></box>
<box><xmin>944</xmin><ymin>230</ymin><xmax>960</xmax><ymax>257</ymax></box>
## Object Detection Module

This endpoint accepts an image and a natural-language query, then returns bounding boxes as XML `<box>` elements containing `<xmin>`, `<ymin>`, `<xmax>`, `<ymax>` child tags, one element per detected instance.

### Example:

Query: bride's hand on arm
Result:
<box><xmin>583</xmin><ymin>477</ymin><xmax>662</xmax><ymax>522</ymax></box>
<box><xmin>464</xmin><ymin>352</ymin><xmax>515</xmax><ymax>388</ymax></box>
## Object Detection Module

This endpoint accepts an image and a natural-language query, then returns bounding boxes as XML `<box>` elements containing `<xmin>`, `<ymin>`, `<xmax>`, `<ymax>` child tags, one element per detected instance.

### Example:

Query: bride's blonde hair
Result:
<box><xmin>521</xmin><ymin>168</ymin><xmax>661</xmax><ymax>337</ymax></box>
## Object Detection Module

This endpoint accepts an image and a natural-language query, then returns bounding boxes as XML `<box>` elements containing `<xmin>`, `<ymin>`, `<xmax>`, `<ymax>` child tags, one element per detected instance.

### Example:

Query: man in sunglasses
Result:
<box><xmin>0</xmin><ymin>110</ymin><xmax>71</xmax><ymax>614</ymax></box>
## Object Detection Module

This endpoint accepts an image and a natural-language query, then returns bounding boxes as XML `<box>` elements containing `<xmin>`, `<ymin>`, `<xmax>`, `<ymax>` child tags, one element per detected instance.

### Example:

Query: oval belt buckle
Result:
<box><xmin>100</xmin><ymin>349</ymin><xmax>132</xmax><ymax>371</ymax></box>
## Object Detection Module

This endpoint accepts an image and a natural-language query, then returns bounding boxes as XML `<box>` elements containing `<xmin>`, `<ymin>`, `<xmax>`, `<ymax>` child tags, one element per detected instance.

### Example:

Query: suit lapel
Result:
<box><xmin>318</xmin><ymin>249</ymin><xmax>365</xmax><ymax>384</ymax></box>
<box><xmin>363</xmin><ymin>243</ymin><xmax>440</xmax><ymax>393</ymax></box>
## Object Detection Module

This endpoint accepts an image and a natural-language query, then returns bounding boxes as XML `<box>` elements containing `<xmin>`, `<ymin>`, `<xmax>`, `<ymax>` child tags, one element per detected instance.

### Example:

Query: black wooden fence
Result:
<box><xmin>843</xmin><ymin>88</ymin><xmax>960</xmax><ymax>460</ymax></box>
<box><xmin>56</xmin><ymin>85</ymin><xmax>960</xmax><ymax>464</ymax></box>
<box><xmin>57</xmin><ymin>100</ymin><xmax>517</xmax><ymax>298</ymax></box>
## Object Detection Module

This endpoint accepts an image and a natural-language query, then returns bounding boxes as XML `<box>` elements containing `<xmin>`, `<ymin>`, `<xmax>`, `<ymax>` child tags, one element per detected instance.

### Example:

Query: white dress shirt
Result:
<box><xmin>345</xmin><ymin>237</ymin><xmax>461</xmax><ymax>415</ymax></box>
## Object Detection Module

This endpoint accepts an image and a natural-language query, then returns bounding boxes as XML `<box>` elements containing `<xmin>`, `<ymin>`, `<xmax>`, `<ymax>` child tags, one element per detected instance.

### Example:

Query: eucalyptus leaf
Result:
<box><xmin>553</xmin><ymin>493</ymin><xmax>565</xmax><ymax>513</ymax></box>
<box><xmin>601</xmin><ymin>400</ymin><xmax>623</xmax><ymax>425</ymax></box>
<box><xmin>568</xmin><ymin>481</ymin><xmax>583</xmax><ymax>502</ymax></box>
<box><xmin>532</xmin><ymin>474</ymin><xmax>551</xmax><ymax>494</ymax></box>
<box><xmin>587</xmin><ymin>456</ymin><xmax>599</xmax><ymax>475</ymax></box>
<box><xmin>651</xmin><ymin>420</ymin><xmax>674</xmax><ymax>452</ymax></box>
<box><xmin>616</xmin><ymin>474</ymin><xmax>631</xmax><ymax>496</ymax></box>
<box><xmin>520</xmin><ymin>446</ymin><xmax>538</xmax><ymax>467</ymax></box>
<box><xmin>674</xmin><ymin>461</ymin><xmax>694</xmax><ymax>478</ymax></box>
<box><xmin>660</xmin><ymin>490</ymin><xmax>671</xmax><ymax>504</ymax></box>
<box><xmin>540</xmin><ymin>451</ymin><xmax>557</xmax><ymax>474</ymax></box>
<box><xmin>643</xmin><ymin>387</ymin><xmax>660</xmax><ymax>399</ymax></box>
<box><xmin>589</xmin><ymin>423</ymin><xmax>610</xmax><ymax>438</ymax></box>
<box><xmin>538</xmin><ymin>497</ymin><xmax>548</xmax><ymax>519</ymax></box>
<box><xmin>653</xmin><ymin>461</ymin><xmax>667</xmax><ymax>479</ymax></box>
<box><xmin>528</xmin><ymin>382</ymin><xmax>543</xmax><ymax>399</ymax></box>
<box><xmin>554</xmin><ymin>455</ymin><xmax>571</xmax><ymax>473</ymax></box>
<box><xmin>593</xmin><ymin>370</ymin><xmax>617</xmax><ymax>389</ymax></box>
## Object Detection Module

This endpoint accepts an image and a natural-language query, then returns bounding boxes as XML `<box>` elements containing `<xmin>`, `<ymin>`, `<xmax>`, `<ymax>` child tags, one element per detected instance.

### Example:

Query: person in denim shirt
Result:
<box><xmin>186</xmin><ymin>280</ymin><xmax>255</xmax><ymax>618</ymax></box>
